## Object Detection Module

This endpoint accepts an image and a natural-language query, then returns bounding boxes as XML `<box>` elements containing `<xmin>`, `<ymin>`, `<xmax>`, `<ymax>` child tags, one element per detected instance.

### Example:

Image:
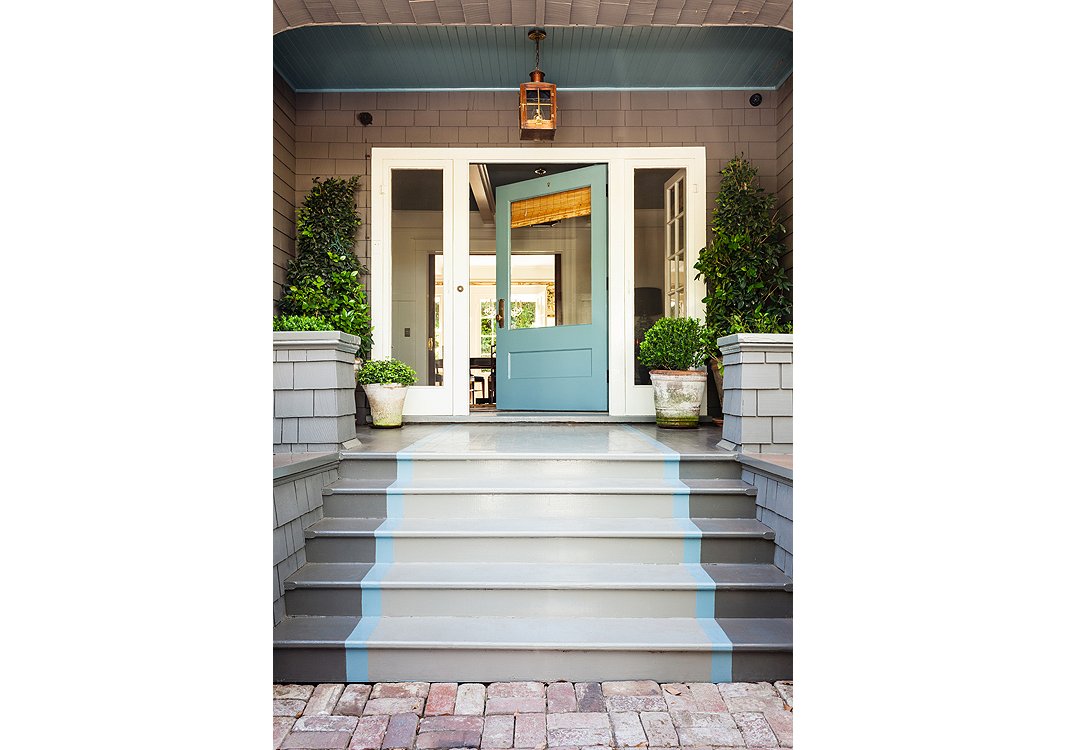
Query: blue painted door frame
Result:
<box><xmin>494</xmin><ymin>165</ymin><xmax>608</xmax><ymax>411</ymax></box>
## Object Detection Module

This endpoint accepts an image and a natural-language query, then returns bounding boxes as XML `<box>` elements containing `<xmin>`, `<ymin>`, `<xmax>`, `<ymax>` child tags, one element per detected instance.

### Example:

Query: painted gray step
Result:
<box><xmin>303</xmin><ymin>517</ymin><xmax>775</xmax><ymax>564</ymax></box>
<box><xmin>283</xmin><ymin>562</ymin><xmax>792</xmax><ymax>618</ymax></box>
<box><xmin>338</xmin><ymin>453</ymin><xmax>742</xmax><ymax>481</ymax></box>
<box><xmin>323</xmin><ymin>477</ymin><xmax>757</xmax><ymax>519</ymax></box>
<box><xmin>274</xmin><ymin>615</ymin><xmax>359</xmax><ymax>682</ymax></box>
<box><xmin>273</xmin><ymin>615</ymin><xmax>792</xmax><ymax>683</ymax></box>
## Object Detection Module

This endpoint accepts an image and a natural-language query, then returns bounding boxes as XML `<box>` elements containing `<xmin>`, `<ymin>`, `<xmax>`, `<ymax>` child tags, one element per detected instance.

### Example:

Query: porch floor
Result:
<box><xmin>342</xmin><ymin>422</ymin><xmax>731</xmax><ymax>456</ymax></box>
<box><xmin>274</xmin><ymin>679</ymin><xmax>794</xmax><ymax>749</ymax></box>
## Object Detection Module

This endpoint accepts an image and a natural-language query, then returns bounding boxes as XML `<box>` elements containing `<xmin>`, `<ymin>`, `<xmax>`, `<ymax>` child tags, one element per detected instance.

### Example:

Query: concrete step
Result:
<box><xmin>282</xmin><ymin>562</ymin><xmax>792</xmax><ymax>618</ymax></box>
<box><xmin>273</xmin><ymin>615</ymin><xmax>792</xmax><ymax>683</ymax></box>
<box><xmin>323</xmin><ymin>477</ymin><xmax>757</xmax><ymax>519</ymax></box>
<box><xmin>303</xmin><ymin>517</ymin><xmax>776</xmax><ymax>565</ymax></box>
<box><xmin>338</xmin><ymin>452</ymin><xmax>742</xmax><ymax>482</ymax></box>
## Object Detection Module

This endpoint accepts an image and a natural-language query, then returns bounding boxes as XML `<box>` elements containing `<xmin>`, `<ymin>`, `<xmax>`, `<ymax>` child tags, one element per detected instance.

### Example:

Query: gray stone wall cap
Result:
<box><xmin>717</xmin><ymin>333</ymin><xmax>793</xmax><ymax>347</ymax></box>
<box><xmin>737</xmin><ymin>452</ymin><xmax>793</xmax><ymax>482</ymax></box>
<box><xmin>718</xmin><ymin>333</ymin><xmax>793</xmax><ymax>355</ymax></box>
<box><xmin>273</xmin><ymin>451</ymin><xmax>339</xmax><ymax>481</ymax></box>
<box><xmin>273</xmin><ymin>330</ymin><xmax>361</xmax><ymax>355</ymax></box>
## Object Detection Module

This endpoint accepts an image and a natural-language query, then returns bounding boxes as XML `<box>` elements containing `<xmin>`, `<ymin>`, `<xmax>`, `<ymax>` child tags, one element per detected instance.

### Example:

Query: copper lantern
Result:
<box><xmin>519</xmin><ymin>30</ymin><xmax>557</xmax><ymax>141</ymax></box>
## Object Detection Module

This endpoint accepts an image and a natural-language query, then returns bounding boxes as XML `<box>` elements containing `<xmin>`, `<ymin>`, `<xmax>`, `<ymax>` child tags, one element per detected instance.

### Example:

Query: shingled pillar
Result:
<box><xmin>717</xmin><ymin>333</ymin><xmax>793</xmax><ymax>454</ymax></box>
<box><xmin>273</xmin><ymin>331</ymin><xmax>362</xmax><ymax>452</ymax></box>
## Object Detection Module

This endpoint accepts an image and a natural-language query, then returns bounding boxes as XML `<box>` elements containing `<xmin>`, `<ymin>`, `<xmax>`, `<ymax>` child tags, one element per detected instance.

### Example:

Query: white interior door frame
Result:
<box><xmin>370</xmin><ymin>147</ymin><xmax>706</xmax><ymax>417</ymax></box>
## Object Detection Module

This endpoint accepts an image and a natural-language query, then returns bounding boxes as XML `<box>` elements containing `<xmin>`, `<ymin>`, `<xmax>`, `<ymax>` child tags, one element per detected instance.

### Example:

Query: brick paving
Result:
<box><xmin>274</xmin><ymin>681</ymin><xmax>794</xmax><ymax>749</ymax></box>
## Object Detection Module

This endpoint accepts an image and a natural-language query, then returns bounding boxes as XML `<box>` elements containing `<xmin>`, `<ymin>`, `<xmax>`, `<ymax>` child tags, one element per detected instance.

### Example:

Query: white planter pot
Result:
<box><xmin>649</xmin><ymin>370</ymin><xmax>706</xmax><ymax>428</ymax></box>
<box><xmin>363</xmin><ymin>383</ymin><xmax>409</xmax><ymax>428</ymax></box>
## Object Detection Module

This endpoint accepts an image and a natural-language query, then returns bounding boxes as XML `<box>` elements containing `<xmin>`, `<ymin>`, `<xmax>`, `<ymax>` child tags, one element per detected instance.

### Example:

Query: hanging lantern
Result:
<box><xmin>519</xmin><ymin>29</ymin><xmax>557</xmax><ymax>141</ymax></box>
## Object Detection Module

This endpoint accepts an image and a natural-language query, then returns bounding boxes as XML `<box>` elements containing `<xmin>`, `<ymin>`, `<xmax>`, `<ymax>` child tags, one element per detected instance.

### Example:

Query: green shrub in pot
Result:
<box><xmin>359</xmin><ymin>358</ymin><xmax>417</xmax><ymax>386</ymax></box>
<box><xmin>637</xmin><ymin>317</ymin><xmax>714</xmax><ymax>372</ymax></box>
<box><xmin>637</xmin><ymin>317</ymin><xmax>714</xmax><ymax>428</ymax></box>
<box><xmin>274</xmin><ymin>176</ymin><xmax>372</xmax><ymax>357</ymax></box>
<box><xmin>359</xmin><ymin>358</ymin><xmax>417</xmax><ymax>428</ymax></box>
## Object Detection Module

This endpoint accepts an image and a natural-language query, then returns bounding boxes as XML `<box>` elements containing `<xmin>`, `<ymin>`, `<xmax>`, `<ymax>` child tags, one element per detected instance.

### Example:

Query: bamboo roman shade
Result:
<box><xmin>510</xmin><ymin>187</ymin><xmax>591</xmax><ymax>229</ymax></box>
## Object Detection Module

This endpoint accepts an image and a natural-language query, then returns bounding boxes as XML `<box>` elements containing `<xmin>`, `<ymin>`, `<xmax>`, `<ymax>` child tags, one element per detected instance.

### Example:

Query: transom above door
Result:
<box><xmin>370</xmin><ymin>148</ymin><xmax>707</xmax><ymax>418</ymax></box>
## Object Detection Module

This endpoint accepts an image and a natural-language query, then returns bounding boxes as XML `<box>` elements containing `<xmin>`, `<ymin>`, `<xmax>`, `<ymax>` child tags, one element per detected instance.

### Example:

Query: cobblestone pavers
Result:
<box><xmin>273</xmin><ymin>681</ymin><xmax>794</xmax><ymax>749</ymax></box>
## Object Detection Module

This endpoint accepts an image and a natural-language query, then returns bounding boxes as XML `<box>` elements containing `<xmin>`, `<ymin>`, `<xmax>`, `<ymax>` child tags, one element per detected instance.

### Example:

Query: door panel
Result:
<box><xmin>495</xmin><ymin>165</ymin><xmax>608</xmax><ymax>411</ymax></box>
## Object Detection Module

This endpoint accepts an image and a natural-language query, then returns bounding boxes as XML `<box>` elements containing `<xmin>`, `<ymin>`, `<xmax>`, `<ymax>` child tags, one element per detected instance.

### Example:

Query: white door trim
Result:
<box><xmin>370</xmin><ymin>147</ymin><xmax>706</xmax><ymax>417</ymax></box>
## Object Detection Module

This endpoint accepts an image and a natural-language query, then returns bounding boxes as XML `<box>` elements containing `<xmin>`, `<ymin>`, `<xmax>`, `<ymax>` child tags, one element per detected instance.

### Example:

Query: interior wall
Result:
<box><xmin>273</xmin><ymin>72</ymin><xmax>297</xmax><ymax>309</ymax></box>
<box><xmin>634</xmin><ymin>208</ymin><xmax>665</xmax><ymax>291</ymax></box>
<box><xmin>390</xmin><ymin>211</ymin><xmax>442</xmax><ymax>386</ymax></box>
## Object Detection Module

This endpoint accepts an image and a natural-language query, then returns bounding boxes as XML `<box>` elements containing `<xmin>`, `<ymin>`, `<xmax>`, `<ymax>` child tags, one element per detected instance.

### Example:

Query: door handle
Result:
<box><xmin>496</xmin><ymin>298</ymin><xmax>505</xmax><ymax>329</ymax></box>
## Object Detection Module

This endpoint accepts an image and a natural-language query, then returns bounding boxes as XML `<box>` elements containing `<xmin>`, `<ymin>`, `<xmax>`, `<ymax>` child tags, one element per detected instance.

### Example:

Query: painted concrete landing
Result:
<box><xmin>341</xmin><ymin>422</ymin><xmax>731</xmax><ymax>457</ymax></box>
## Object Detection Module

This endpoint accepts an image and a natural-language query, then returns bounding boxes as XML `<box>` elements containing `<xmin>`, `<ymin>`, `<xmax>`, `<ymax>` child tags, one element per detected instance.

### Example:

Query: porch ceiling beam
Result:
<box><xmin>469</xmin><ymin>164</ymin><xmax>496</xmax><ymax>226</ymax></box>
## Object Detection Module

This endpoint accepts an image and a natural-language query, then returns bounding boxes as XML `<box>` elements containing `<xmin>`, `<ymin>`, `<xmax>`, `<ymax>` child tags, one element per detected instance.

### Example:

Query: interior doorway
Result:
<box><xmin>466</xmin><ymin>162</ymin><xmax>606</xmax><ymax>411</ymax></box>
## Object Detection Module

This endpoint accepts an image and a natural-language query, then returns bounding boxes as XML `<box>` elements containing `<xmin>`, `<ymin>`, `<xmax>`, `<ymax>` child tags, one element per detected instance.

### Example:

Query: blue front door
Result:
<box><xmin>494</xmin><ymin>165</ymin><xmax>608</xmax><ymax>411</ymax></box>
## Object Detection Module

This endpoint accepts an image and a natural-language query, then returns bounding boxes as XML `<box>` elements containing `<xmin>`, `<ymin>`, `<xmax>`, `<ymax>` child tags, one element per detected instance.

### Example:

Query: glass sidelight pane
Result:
<box><xmin>509</xmin><ymin>211</ymin><xmax>591</xmax><ymax>329</ymax></box>
<box><xmin>390</xmin><ymin>169</ymin><xmax>444</xmax><ymax>387</ymax></box>
<box><xmin>633</xmin><ymin>168</ymin><xmax>687</xmax><ymax>384</ymax></box>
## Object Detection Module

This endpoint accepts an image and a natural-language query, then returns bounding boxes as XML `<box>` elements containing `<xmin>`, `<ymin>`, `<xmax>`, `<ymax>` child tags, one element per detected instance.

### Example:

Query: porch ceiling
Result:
<box><xmin>274</xmin><ymin>24</ymin><xmax>793</xmax><ymax>91</ymax></box>
<box><xmin>273</xmin><ymin>1</ymin><xmax>794</xmax><ymax>35</ymax></box>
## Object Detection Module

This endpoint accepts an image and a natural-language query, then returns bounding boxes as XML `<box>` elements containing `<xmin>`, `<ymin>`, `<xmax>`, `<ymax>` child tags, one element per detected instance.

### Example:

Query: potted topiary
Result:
<box><xmin>273</xmin><ymin>176</ymin><xmax>372</xmax><ymax>358</ymax></box>
<box><xmin>272</xmin><ymin>177</ymin><xmax>371</xmax><ymax>450</ymax></box>
<box><xmin>359</xmin><ymin>357</ymin><xmax>418</xmax><ymax>428</ymax></box>
<box><xmin>693</xmin><ymin>154</ymin><xmax>792</xmax><ymax>407</ymax></box>
<box><xmin>637</xmin><ymin>317</ymin><xmax>714</xmax><ymax>428</ymax></box>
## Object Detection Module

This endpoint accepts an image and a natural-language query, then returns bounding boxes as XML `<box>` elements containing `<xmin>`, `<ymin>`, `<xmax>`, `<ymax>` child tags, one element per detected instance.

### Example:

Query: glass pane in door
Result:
<box><xmin>390</xmin><ymin>169</ymin><xmax>444</xmax><ymax>387</ymax></box>
<box><xmin>633</xmin><ymin>168</ymin><xmax>687</xmax><ymax>384</ymax></box>
<box><xmin>508</xmin><ymin>188</ymin><xmax>592</xmax><ymax>328</ymax></box>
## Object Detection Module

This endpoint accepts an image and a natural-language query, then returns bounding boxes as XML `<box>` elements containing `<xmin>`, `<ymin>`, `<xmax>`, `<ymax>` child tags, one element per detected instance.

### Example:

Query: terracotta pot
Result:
<box><xmin>363</xmin><ymin>383</ymin><xmax>409</xmax><ymax>428</ymax></box>
<box><xmin>649</xmin><ymin>370</ymin><xmax>706</xmax><ymax>429</ymax></box>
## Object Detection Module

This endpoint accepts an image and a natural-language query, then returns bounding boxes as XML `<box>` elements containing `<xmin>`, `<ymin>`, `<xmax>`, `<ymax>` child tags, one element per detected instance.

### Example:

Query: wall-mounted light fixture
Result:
<box><xmin>519</xmin><ymin>29</ymin><xmax>557</xmax><ymax>141</ymax></box>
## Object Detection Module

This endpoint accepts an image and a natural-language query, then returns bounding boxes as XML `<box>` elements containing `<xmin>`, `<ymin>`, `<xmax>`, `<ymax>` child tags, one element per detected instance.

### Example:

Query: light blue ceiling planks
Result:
<box><xmin>274</xmin><ymin>24</ymin><xmax>792</xmax><ymax>91</ymax></box>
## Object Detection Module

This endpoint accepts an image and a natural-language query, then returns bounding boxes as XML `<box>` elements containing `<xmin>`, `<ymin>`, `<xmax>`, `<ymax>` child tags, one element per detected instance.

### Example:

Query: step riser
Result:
<box><xmin>284</xmin><ymin>587</ymin><xmax>792</xmax><ymax>619</ymax></box>
<box><xmin>702</xmin><ymin>538</ymin><xmax>776</xmax><ymax>564</ymax></box>
<box><xmin>285</xmin><ymin>589</ymin><xmax>362</xmax><ymax>617</ymax></box>
<box><xmin>713</xmin><ymin>590</ymin><xmax>793</xmax><ymax>618</ymax></box>
<box><xmin>324</xmin><ymin>493</ymin><xmax>756</xmax><ymax>519</ymax></box>
<box><xmin>305</xmin><ymin>537</ymin><xmax>376</xmax><ymax>563</ymax></box>
<box><xmin>273</xmin><ymin>646</ymin><xmax>791</xmax><ymax>683</ymax></box>
<box><xmin>274</xmin><ymin>648</ymin><xmax>347</xmax><ymax>683</ymax></box>
<box><xmin>323</xmin><ymin>496</ymin><xmax>387</xmax><ymax>518</ymax></box>
<box><xmin>339</xmin><ymin>457</ymin><xmax>742</xmax><ymax>482</ymax></box>
<box><xmin>305</xmin><ymin>536</ymin><xmax>774</xmax><ymax>564</ymax></box>
<box><xmin>690</xmin><ymin>495</ymin><xmax>756</xmax><ymax>519</ymax></box>
<box><xmin>679</xmin><ymin>461</ymin><xmax>742</xmax><ymax>480</ymax></box>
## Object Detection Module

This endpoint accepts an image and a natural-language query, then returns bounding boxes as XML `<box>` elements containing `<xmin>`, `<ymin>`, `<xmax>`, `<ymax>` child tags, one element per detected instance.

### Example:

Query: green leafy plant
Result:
<box><xmin>723</xmin><ymin>311</ymin><xmax>793</xmax><ymax>336</ymax></box>
<box><xmin>359</xmin><ymin>357</ymin><xmax>417</xmax><ymax>386</ymax></box>
<box><xmin>637</xmin><ymin>317</ymin><xmax>714</xmax><ymax>372</ymax></box>
<box><xmin>510</xmin><ymin>301</ymin><xmax>537</xmax><ymax>329</ymax></box>
<box><xmin>694</xmin><ymin>155</ymin><xmax>792</xmax><ymax>359</ymax></box>
<box><xmin>274</xmin><ymin>177</ymin><xmax>372</xmax><ymax>357</ymax></box>
<box><xmin>273</xmin><ymin>315</ymin><xmax>335</xmax><ymax>332</ymax></box>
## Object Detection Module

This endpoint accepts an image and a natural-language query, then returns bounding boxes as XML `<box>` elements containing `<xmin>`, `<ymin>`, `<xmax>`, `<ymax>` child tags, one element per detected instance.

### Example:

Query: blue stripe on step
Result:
<box><xmin>621</xmin><ymin>425</ymin><xmax>734</xmax><ymax>682</ymax></box>
<box><xmin>344</xmin><ymin>425</ymin><xmax>460</xmax><ymax>681</ymax></box>
<box><xmin>343</xmin><ymin>615</ymin><xmax>379</xmax><ymax>681</ymax></box>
